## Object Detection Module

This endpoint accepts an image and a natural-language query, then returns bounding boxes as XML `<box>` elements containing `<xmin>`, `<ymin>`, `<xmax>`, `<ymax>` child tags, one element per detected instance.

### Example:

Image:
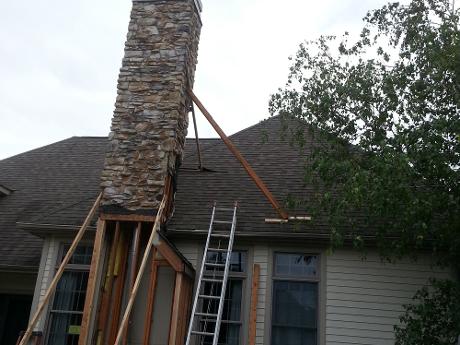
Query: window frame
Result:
<box><xmin>44</xmin><ymin>242</ymin><xmax>93</xmax><ymax>345</ymax></box>
<box><xmin>268</xmin><ymin>250</ymin><xmax>323</xmax><ymax>345</ymax></box>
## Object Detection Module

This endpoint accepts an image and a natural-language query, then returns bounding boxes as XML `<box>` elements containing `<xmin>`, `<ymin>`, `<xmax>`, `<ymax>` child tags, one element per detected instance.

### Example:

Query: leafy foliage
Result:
<box><xmin>269</xmin><ymin>0</ymin><xmax>460</xmax><ymax>268</ymax></box>
<box><xmin>395</xmin><ymin>279</ymin><xmax>460</xmax><ymax>345</ymax></box>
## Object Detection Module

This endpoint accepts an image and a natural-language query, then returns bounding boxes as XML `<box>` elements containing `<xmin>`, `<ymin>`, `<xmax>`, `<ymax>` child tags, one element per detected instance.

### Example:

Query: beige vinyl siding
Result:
<box><xmin>174</xmin><ymin>240</ymin><xmax>200</xmax><ymax>269</ymax></box>
<box><xmin>30</xmin><ymin>236</ymin><xmax>59</xmax><ymax>331</ymax></box>
<box><xmin>325</xmin><ymin>250</ymin><xmax>451</xmax><ymax>345</ymax></box>
<box><xmin>253</xmin><ymin>244</ymin><xmax>269</xmax><ymax>345</ymax></box>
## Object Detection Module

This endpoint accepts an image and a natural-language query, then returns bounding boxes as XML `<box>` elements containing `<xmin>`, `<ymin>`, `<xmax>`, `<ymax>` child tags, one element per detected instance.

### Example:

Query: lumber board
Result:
<box><xmin>97</xmin><ymin>221</ymin><xmax>121</xmax><ymax>343</ymax></box>
<box><xmin>109</xmin><ymin>230</ymin><xmax>129</xmax><ymax>345</ymax></box>
<box><xmin>100</xmin><ymin>213</ymin><xmax>156</xmax><ymax>222</ymax></box>
<box><xmin>142</xmin><ymin>249</ymin><xmax>158</xmax><ymax>345</ymax></box>
<box><xmin>249</xmin><ymin>264</ymin><xmax>260</xmax><ymax>345</ymax></box>
<box><xmin>168</xmin><ymin>272</ymin><xmax>184</xmax><ymax>345</ymax></box>
<box><xmin>78</xmin><ymin>218</ymin><xmax>107</xmax><ymax>345</ymax></box>
<box><xmin>18</xmin><ymin>193</ymin><xmax>102</xmax><ymax>345</ymax></box>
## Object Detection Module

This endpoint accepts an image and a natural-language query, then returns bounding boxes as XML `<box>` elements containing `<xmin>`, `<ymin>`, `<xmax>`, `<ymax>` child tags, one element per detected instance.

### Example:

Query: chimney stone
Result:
<box><xmin>100</xmin><ymin>0</ymin><xmax>202</xmax><ymax>215</ymax></box>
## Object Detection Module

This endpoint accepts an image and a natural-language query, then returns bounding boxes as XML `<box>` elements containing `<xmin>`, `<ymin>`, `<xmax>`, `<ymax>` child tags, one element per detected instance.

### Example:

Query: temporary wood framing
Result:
<box><xmin>249</xmin><ymin>264</ymin><xmax>261</xmax><ymax>345</ymax></box>
<box><xmin>97</xmin><ymin>221</ymin><xmax>121</xmax><ymax>344</ymax></box>
<box><xmin>79</xmin><ymin>218</ymin><xmax>107</xmax><ymax>345</ymax></box>
<box><xmin>109</xmin><ymin>230</ymin><xmax>130</xmax><ymax>345</ymax></box>
<box><xmin>154</xmin><ymin>235</ymin><xmax>184</xmax><ymax>273</ymax></box>
<box><xmin>100</xmin><ymin>213</ymin><xmax>156</xmax><ymax>222</ymax></box>
<box><xmin>168</xmin><ymin>272</ymin><xmax>189</xmax><ymax>345</ymax></box>
<box><xmin>188</xmin><ymin>89</ymin><xmax>289</xmax><ymax>219</ymax></box>
<box><xmin>142</xmin><ymin>248</ymin><xmax>158</xmax><ymax>345</ymax></box>
<box><xmin>113</xmin><ymin>192</ymin><xmax>168</xmax><ymax>345</ymax></box>
<box><xmin>18</xmin><ymin>193</ymin><xmax>102</xmax><ymax>345</ymax></box>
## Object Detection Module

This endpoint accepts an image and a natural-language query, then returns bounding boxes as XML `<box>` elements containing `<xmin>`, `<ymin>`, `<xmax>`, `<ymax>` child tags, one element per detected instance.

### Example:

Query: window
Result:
<box><xmin>46</xmin><ymin>244</ymin><xmax>93</xmax><ymax>345</ymax></box>
<box><xmin>199</xmin><ymin>250</ymin><xmax>247</xmax><ymax>345</ymax></box>
<box><xmin>271</xmin><ymin>253</ymin><xmax>319</xmax><ymax>345</ymax></box>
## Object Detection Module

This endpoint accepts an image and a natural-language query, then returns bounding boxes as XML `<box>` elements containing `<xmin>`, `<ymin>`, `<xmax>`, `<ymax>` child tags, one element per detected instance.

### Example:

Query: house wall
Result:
<box><xmin>170</xmin><ymin>238</ymin><xmax>453</xmax><ymax>345</ymax></box>
<box><xmin>325</xmin><ymin>250</ymin><xmax>452</xmax><ymax>345</ymax></box>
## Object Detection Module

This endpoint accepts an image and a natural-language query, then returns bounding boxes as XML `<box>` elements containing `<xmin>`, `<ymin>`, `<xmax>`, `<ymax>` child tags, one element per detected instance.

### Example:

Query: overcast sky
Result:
<box><xmin>0</xmin><ymin>0</ymin><xmax>396</xmax><ymax>159</ymax></box>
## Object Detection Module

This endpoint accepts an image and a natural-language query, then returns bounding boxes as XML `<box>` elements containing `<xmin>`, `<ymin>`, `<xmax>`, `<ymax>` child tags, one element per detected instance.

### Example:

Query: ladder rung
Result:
<box><xmin>195</xmin><ymin>312</ymin><xmax>218</xmax><ymax>318</ymax></box>
<box><xmin>205</xmin><ymin>262</ymin><xmax>225</xmax><ymax>267</ymax></box>
<box><xmin>208</xmin><ymin>248</ymin><xmax>227</xmax><ymax>252</ymax></box>
<box><xmin>215</xmin><ymin>207</ymin><xmax>235</xmax><ymax>211</ymax></box>
<box><xmin>211</xmin><ymin>233</ymin><xmax>230</xmax><ymax>238</ymax></box>
<box><xmin>202</xmin><ymin>277</ymin><xmax>223</xmax><ymax>283</ymax></box>
<box><xmin>191</xmin><ymin>330</ymin><xmax>214</xmax><ymax>336</ymax></box>
<box><xmin>213</xmin><ymin>220</ymin><xmax>233</xmax><ymax>224</ymax></box>
<box><xmin>198</xmin><ymin>294</ymin><xmax>220</xmax><ymax>299</ymax></box>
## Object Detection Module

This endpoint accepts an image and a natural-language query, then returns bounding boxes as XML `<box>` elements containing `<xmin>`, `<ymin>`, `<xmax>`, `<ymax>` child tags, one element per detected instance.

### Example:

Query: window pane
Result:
<box><xmin>52</xmin><ymin>271</ymin><xmax>89</xmax><ymax>312</ymax></box>
<box><xmin>205</xmin><ymin>251</ymin><xmax>246</xmax><ymax>273</ymax></box>
<box><xmin>62</xmin><ymin>245</ymin><xmax>93</xmax><ymax>265</ymax></box>
<box><xmin>272</xmin><ymin>326</ymin><xmax>316</xmax><ymax>345</ymax></box>
<box><xmin>274</xmin><ymin>253</ymin><xmax>318</xmax><ymax>278</ymax></box>
<box><xmin>47</xmin><ymin>312</ymin><xmax>82</xmax><ymax>345</ymax></box>
<box><xmin>201</xmin><ymin>280</ymin><xmax>242</xmax><ymax>321</ymax></box>
<box><xmin>199</xmin><ymin>323</ymin><xmax>240</xmax><ymax>345</ymax></box>
<box><xmin>271</xmin><ymin>281</ymin><xmax>317</xmax><ymax>345</ymax></box>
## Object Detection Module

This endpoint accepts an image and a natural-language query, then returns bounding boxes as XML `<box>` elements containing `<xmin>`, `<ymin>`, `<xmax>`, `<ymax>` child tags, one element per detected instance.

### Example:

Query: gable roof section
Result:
<box><xmin>0</xmin><ymin>137</ymin><xmax>105</xmax><ymax>270</ymax></box>
<box><xmin>0</xmin><ymin>116</ymin><xmax>357</xmax><ymax>270</ymax></box>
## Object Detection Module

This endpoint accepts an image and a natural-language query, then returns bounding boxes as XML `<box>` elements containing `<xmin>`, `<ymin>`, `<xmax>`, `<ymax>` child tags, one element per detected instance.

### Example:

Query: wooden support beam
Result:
<box><xmin>168</xmin><ymin>272</ymin><xmax>184</xmax><ymax>345</ymax></box>
<box><xmin>79</xmin><ymin>219</ymin><xmax>107</xmax><ymax>345</ymax></box>
<box><xmin>154</xmin><ymin>234</ymin><xmax>184</xmax><ymax>273</ymax></box>
<box><xmin>100</xmin><ymin>213</ymin><xmax>156</xmax><ymax>222</ymax></box>
<box><xmin>18</xmin><ymin>193</ymin><xmax>102</xmax><ymax>345</ymax></box>
<box><xmin>249</xmin><ymin>264</ymin><xmax>260</xmax><ymax>345</ymax></box>
<box><xmin>123</xmin><ymin>222</ymin><xmax>142</xmax><ymax>345</ymax></box>
<box><xmin>142</xmin><ymin>249</ymin><xmax>158</xmax><ymax>345</ymax></box>
<box><xmin>97</xmin><ymin>221</ymin><xmax>121</xmax><ymax>344</ymax></box>
<box><xmin>188</xmin><ymin>89</ymin><xmax>289</xmax><ymax>220</ymax></box>
<box><xmin>113</xmin><ymin>191</ymin><xmax>168</xmax><ymax>345</ymax></box>
<box><xmin>109</xmin><ymin>230</ymin><xmax>129</xmax><ymax>345</ymax></box>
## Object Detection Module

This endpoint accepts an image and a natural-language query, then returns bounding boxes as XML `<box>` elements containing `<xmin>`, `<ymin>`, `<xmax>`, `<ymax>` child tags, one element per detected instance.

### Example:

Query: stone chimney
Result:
<box><xmin>100</xmin><ymin>0</ymin><xmax>202</xmax><ymax>216</ymax></box>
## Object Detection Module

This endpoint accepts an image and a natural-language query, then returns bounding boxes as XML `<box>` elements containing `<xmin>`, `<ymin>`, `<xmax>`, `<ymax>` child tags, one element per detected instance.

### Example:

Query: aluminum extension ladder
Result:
<box><xmin>185</xmin><ymin>202</ymin><xmax>238</xmax><ymax>345</ymax></box>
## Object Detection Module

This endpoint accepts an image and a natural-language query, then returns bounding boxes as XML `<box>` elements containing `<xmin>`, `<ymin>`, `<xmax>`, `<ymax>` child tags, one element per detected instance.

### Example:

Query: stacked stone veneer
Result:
<box><xmin>100</xmin><ymin>0</ymin><xmax>202</xmax><ymax>214</ymax></box>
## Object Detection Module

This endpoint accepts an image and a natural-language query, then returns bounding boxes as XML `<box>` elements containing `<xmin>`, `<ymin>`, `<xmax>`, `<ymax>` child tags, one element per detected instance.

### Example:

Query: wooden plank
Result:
<box><xmin>155</xmin><ymin>235</ymin><xmax>184</xmax><ymax>273</ymax></box>
<box><xmin>142</xmin><ymin>249</ymin><xmax>158</xmax><ymax>345</ymax></box>
<box><xmin>178</xmin><ymin>277</ymin><xmax>193</xmax><ymax>344</ymax></box>
<box><xmin>100</xmin><ymin>213</ymin><xmax>156</xmax><ymax>222</ymax></box>
<box><xmin>168</xmin><ymin>272</ymin><xmax>184</xmax><ymax>345</ymax></box>
<box><xmin>109</xmin><ymin>229</ymin><xmax>129</xmax><ymax>345</ymax></box>
<box><xmin>97</xmin><ymin>221</ymin><xmax>121</xmax><ymax>343</ymax></box>
<box><xmin>123</xmin><ymin>222</ymin><xmax>142</xmax><ymax>345</ymax></box>
<box><xmin>18</xmin><ymin>193</ymin><xmax>102</xmax><ymax>345</ymax></box>
<box><xmin>79</xmin><ymin>219</ymin><xmax>107</xmax><ymax>345</ymax></box>
<box><xmin>188</xmin><ymin>89</ymin><xmax>289</xmax><ymax>220</ymax></box>
<box><xmin>249</xmin><ymin>264</ymin><xmax>260</xmax><ymax>345</ymax></box>
<box><xmin>113</xmin><ymin>191</ymin><xmax>168</xmax><ymax>345</ymax></box>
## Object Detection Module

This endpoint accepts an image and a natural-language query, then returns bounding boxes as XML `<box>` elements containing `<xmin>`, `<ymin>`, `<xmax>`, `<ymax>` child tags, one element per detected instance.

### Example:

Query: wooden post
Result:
<box><xmin>142</xmin><ymin>249</ymin><xmax>158</xmax><ymax>345</ymax></box>
<box><xmin>96</xmin><ymin>221</ymin><xmax>121</xmax><ymax>344</ymax></box>
<box><xmin>249</xmin><ymin>264</ymin><xmax>260</xmax><ymax>345</ymax></box>
<box><xmin>18</xmin><ymin>193</ymin><xmax>102</xmax><ymax>345</ymax></box>
<box><xmin>123</xmin><ymin>222</ymin><xmax>142</xmax><ymax>345</ymax></box>
<box><xmin>109</xmin><ymin>230</ymin><xmax>129</xmax><ymax>345</ymax></box>
<box><xmin>168</xmin><ymin>272</ymin><xmax>184</xmax><ymax>345</ymax></box>
<box><xmin>113</xmin><ymin>192</ymin><xmax>167</xmax><ymax>345</ymax></box>
<box><xmin>78</xmin><ymin>219</ymin><xmax>107</xmax><ymax>345</ymax></box>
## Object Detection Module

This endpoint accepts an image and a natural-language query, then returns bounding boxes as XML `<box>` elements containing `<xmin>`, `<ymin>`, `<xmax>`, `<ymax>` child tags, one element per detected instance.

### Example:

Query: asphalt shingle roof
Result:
<box><xmin>0</xmin><ymin>116</ymin><xmax>337</xmax><ymax>270</ymax></box>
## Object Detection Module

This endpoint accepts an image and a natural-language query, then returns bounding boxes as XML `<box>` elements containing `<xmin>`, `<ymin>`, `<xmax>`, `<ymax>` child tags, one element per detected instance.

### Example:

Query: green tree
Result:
<box><xmin>269</xmin><ymin>0</ymin><xmax>459</xmax><ymax>342</ymax></box>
